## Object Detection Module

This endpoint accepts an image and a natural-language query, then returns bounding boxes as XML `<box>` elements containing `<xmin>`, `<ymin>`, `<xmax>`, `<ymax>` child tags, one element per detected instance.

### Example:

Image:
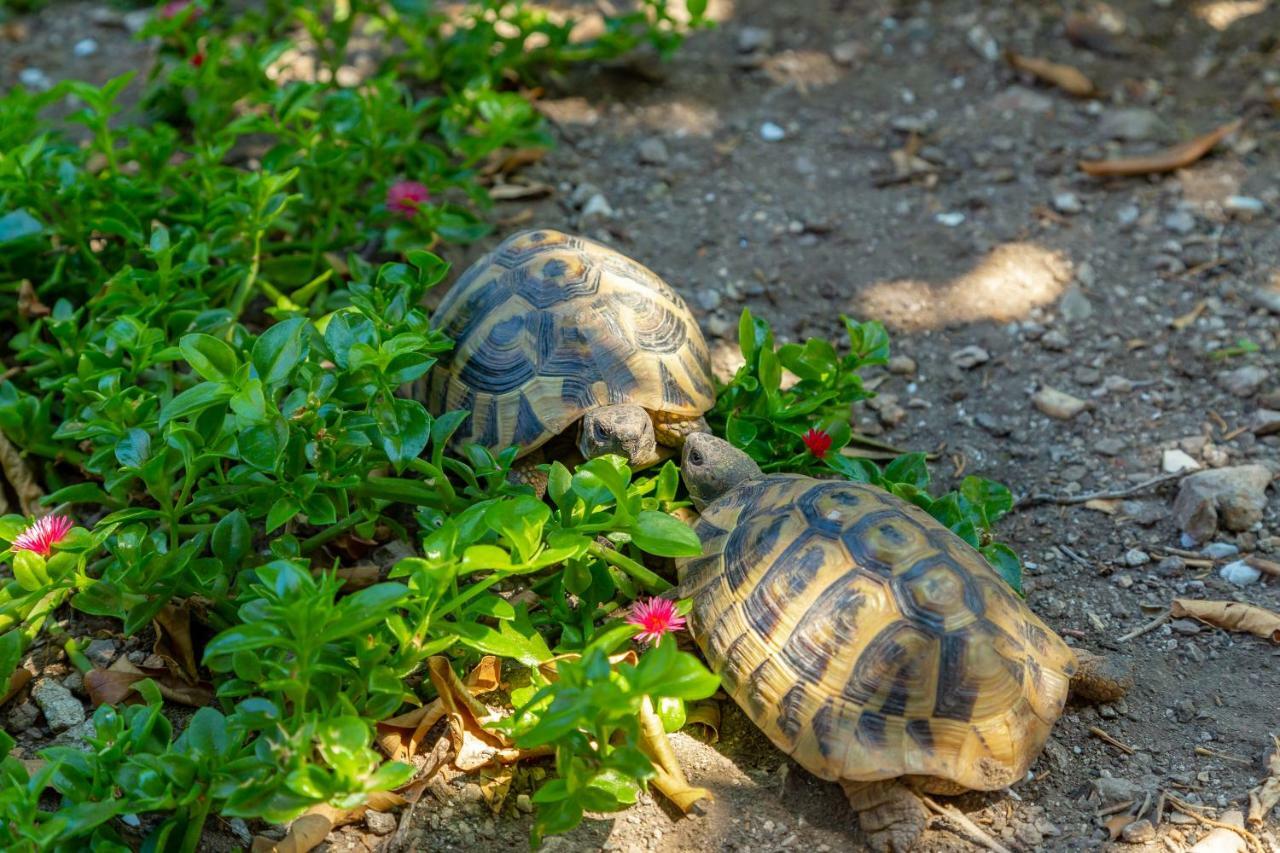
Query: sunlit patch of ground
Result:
<box><xmin>854</xmin><ymin>243</ymin><xmax>1073</xmax><ymax>332</ymax></box>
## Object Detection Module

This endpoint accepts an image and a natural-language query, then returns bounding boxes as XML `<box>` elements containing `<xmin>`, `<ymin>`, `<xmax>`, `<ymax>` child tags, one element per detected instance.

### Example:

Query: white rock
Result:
<box><xmin>966</xmin><ymin>25</ymin><xmax>1000</xmax><ymax>62</ymax></box>
<box><xmin>1162</xmin><ymin>449</ymin><xmax>1201</xmax><ymax>474</ymax></box>
<box><xmin>579</xmin><ymin>194</ymin><xmax>614</xmax><ymax>227</ymax></box>
<box><xmin>736</xmin><ymin>26</ymin><xmax>774</xmax><ymax>53</ymax></box>
<box><xmin>1219</xmin><ymin>560</ymin><xmax>1261</xmax><ymax>586</ymax></box>
<box><xmin>935</xmin><ymin>211</ymin><xmax>965</xmax><ymax>227</ymax></box>
<box><xmin>759</xmin><ymin>122</ymin><xmax>786</xmax><ymax>142</ymax></box>
<box><xmin>950</xmin><ymin>345</ymin><xmax>990</xmax><ymax>369</ymax></box>
<box><xmin>1219</xmin><ymin>364</ymin><xmax>1268</xmax><ymax>398</ymax></box>
<box><xmin>1201</xmin><ymin>542</ymin><xmax>1239</xmax><ymax>559</ymax></box>
<box><xmin>636</xmin><ymin>137</ymin><xmax>669</xmax><ymax>166</ymax></box>
<box><xmin>1052</xmin><ymin>192</ymin><xmax>1083</xmax><ymax>214</ymax></box>
<box><xmin>1173</xmin><ymin>464</ymin><xmax>1274</xmax><ymax>540</ymax></box>
<box><xmin>1098</xmin><ymin>108</ymin><xmax>1165</xmax><ymax>141</ymax></box>
<box><xmin>1033</xmin><ymin>387</ymin><xmax>1088</xmax><ymax>420</ymax></box>
<box><xmin>73</xmin><ymin>39</ymin><xmax>99</xmax><ymax>58</ymax></box>
<box><xmin>1059</xmin><ymin>286</ymin><xmax>1093</xmax><ymax>322</ymax></box>
<box><xmin>31</xmin><ymin>679</ymin><xmax>86</xmax><ymax>732</ymax></box>
<box><xmin>1164</xmin><ymin>210</ymin><xmax>1196</xmax><ymax>234</ymax></box>
<box><xmin>1224</xmin><ymin>195</ymin><xmax>1264</xmax><ymax>219</ymax></box>
<box><xmin>365</xmin><ymin>810</ymin><xmax>397</xmax><ymax>835</ymax></box>
<box><xmin>19</xmin><ymin>67</ymin><xmax>52</xmax><ymax>91</ymax></box>
<box><xmin>1123</xmin><ymin>548</ymin><xmax>1150</xmax><ymax>567</ymax></box>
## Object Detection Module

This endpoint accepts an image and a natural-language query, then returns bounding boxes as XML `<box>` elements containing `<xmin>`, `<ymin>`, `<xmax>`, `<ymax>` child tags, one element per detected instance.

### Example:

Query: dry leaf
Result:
<box><xmin>0</xmin><ymin>429</ymin><xmax>43</xmax><ymax>516</ymax></box>
<box><xmin>1083</xmin><ymin>499</ymin><xmax>1120</xmax><ymax>515</ymax></box>
<box><xmin>251</xmin><ymin>810</ymin><xmax>335</xmax><ymax>853</ymax></box>
<box><xmin>1005</xmin><ymin>51</ymin><xmax>1096</xmax><ymax>97</ymax></box>
<box><xmin>479</xmin><ymin>765</ymin><xmax>514</xmax><ymax>814</ymax></box>
<box><xmin>1170</xmin><ymin>598</ymin><xmax>1280</xmax><ymax>643</ymax></box>
<box><xmin>17</xmin><ymin>281</ymin><xmax>50</xmax><ymax>319</ymax></box>
<box><xmin>1080</xmin><ymin>119</ymin><xmax>1243</xmax><ymax>177</ymax></box>
<box><xmin>1248</xmin><ymin>737</ymin><xmax>1280</xmax><ymax>826</ymax></box>
<box><xmin>153</xmin><ymin>602</ymin><xmax>200</xmax><ymax>683</ymax></box>
<box><xmin>637</xmin><ymin>695</ymin><xmax>712</xmax><ymax>814</ymax></box>
<box><xmin>684</xmin><ymin>700</ymin><xmax>720</xmax><ymax>744</ymax></box>
<box><xmin>1103</xmin><ymin>812</ymin><xmax>1133</xmax><ymax>840</ymax></box>
<box><xmin>335</xmin><ymin>563</ymin><xmax>381</xmax><ymax>590</ymax></box>
<box><xmin>480</xmin><ymin>147</ymin><xmax>546</xmax><ymax>177</ymax></box>
<box><xmin>85</xmin><ymin>657</ymin><xmax>214</xmax><ymax>707</ymax></box>
<box><xmin>2</xmin><ymin>668</ymin><xmax>32</xmax><ymax>707</ymax></box>
<box><xmin>378</xmin><ymin>656</ymin><xmax>501</xmax><ymax>761</ymax></box>
<box><xmin>488</xmin><ymin>182</ymin><xmax>553</xmax><ymax>201</ymax></box>
<box><xmin>1172</xmin><ymin>300</ymin><xmax>1207</xmax><ymax>330</ymax></box>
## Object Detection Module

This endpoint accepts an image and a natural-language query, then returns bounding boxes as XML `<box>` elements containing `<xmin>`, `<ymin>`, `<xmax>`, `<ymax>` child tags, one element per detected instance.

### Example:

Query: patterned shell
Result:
<box><xmin>427</xmin><ymin>229</ymin><xmax>715</xmax><ymax>456</ymax></box>
<box><xmin>678</xmin><ymin>475</ymin><xmax>1078</xmax><ymax>790</ymax></box>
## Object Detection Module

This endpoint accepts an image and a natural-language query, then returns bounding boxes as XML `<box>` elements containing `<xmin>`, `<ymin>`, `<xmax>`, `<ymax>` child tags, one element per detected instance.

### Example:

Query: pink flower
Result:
<box><xmin>11</xmin><ymin>515</ymin><xmax>74</xmax><ymax>557</ymax></box>
<box><xmin>190</xmin><ymin>51</ymin><xmax>205</xmax><ymax>68</ymax></box>
<box><xmin>626</xmin><ymin>597</ymin><xmax>686</xmax><ymax>645</ymax></box>
<box><xmin>161</xmin><ymin>1</ymin><xmax>199</xmax><ymax>20</ymax></box>
<box><xmin>386</xmin><ymin>180</ymin><xmax>430</xmax><ymax>218</ymax></box>
<box><xmin>802</xmin><ymin>427</ymin><xmax>832</xmax><ymax>459</ymax></box>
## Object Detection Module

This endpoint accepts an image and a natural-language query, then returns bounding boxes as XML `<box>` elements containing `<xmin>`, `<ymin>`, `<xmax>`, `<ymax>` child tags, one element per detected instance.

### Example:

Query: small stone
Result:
<box><xmin>935</xmin><ymin>211</ymin><xmax>965</xmax><ymax>227</ymax></box>
<box><xmin>1173</xmin><ymin>464</ymin><xmax>1274</xmax><ymax>539</ymax></box>
<box><xmin>975</xmin><ymin>413</ymin><xmax>1010</xmax><ymax>436</ymax></box>
<box><xmin>695</xmin><ymin>289</ymin><xmax>722</xmax><ymax>312</ymax></box>
<box><xmin>1248</xmin><ymin>286</ymin><xmax>1280</xmax><ymax>314</ymax></box>
<box><xmin>1223</xmin><ymin>195</ymin><xmax>1265</xmax><ymax>219</ymax></box>
<box><xmin>949</xmin><ymin>345</ymin><xmax>989</xmax><ymax>369</ymax></box>
<box><xmin>228</xmin><ymin>819</ymin><xmax>253</xmax><ymax>847</ymax></box>
<box><xmin>84</xmin><ymin>638</ymin><xmax>117</xmax><ymax>668</ymax></box>
<box><xmin>887</xmin><ymin>355</ymin><xmax>917</xmax><ymax>375</ymax></box>
<box><xmin>990</xmin><ymin>85</ymin><xmax>1053</xmax><ymax>113</ymax></box>
<box><xmin>831</xmin><ymin>40</ymin><xmax>865</xmax><ymax>66</ymax></box>
<box><xmin>966</xmin><ymin>24</ymin><xmax>1000</xmax><ymax>62</ymax></box>
<box><xmin>1164</xmin><ymin>209</ymin><xmax>1196</xmax><ymax>235</ymax></box>
<box><xmin>1040</xmin><ymin>329</ymin><xmax>1070</xmax><ymax>351</ymax></box>
<box><xmin>1163</xmin><ymin>449</ymin><xmax>1201</xmax><ymax>474</ymax></box>
<box><xmin>73</xmin><ymin>39</ymin><xmax>99</xmax><ymax>58</ymax></box>
<box><xmin>759</xmin><ymin>122</ymin><xmax>786</xmax><ymax>142</ymax></box>
<box><xmin>31</xmin><ymin>679</ymin><xmax>86</xmax><ymax>732</ymax></box>
<box><xmin>579</xmin><ymin>194</ymin><xmax>614</xmax><ymax>229</ymax></box>
<box><xmin>1033</xmin><ymin>387</ymin><xmax>1088</xmax><ymax>420</ymax></box>
<box><xmin>1157</xmin><ymin>556</ymin><xmax>1185</xmax><ymax>574</ymax></box>
<box><xmin>1099</xmin><ymin>108</ymin><xmax>1165</xmax><ymax>141</ymax></box>
<box><xmin>1123</xmin><ymin>548</ymin><xmax>1150</xmax><ymax>567</ymax></box>
<box><xmin>123</xmin><ymin>9</ymin><xmax>151</xmax><ymax>33</ymax></box>
<box><xmin>1253</xmin><ymin>409</ymin><xmax>1280</xmax><ymax>436</ymax></box>
<box><xmin>1121</xmin><ymin>819</ymin><xmax>1156</xmax><ymax>844</ymax></box>
<box><xmin>1014</xmin><ymin>822</ymin><xmax>1043</xmax><ymax>849</ymax></box>
<box><xmin>1220</xmin><ymin>560</ymin><xmax>1262</xmax><ymax>587</ymax></box>
<box><xmin>736</xmin><ymin>26</ymin><xmax>774</xmax><ymax>53</ymax></box>
<box><xmin>706</xmin><ymin>313</ymin><xmax>732</xmax><ymax>337</ymax></box>
<box><xmin>1219</xmin><ymin>365</ymin><xmax>1268</xmax><ymax>398</ymax></box>
<box><xmin>516</xmin><ymin>793</ymin><xmax>533</xmax><ymax>813</ymax></box>
<box><xmin>636</xmin><ymin>137</ymin><xmax>669</xmax><ymax>166</ymax></box>
<box><xmin>1171</xmin><ymin>619</ymin><xmax>1202</xmax><ymax>636</ymax></box>
<box><xmin>1059</xmin><ymin>286</ymin><xmax>1093</xmax><ymax>322</ymax></box>
<box><xmin>365</xmin><ymin>810</ymin><xmax>397</xmax><ymax>835</ymax></box>
<box><xmin>1052</xmin><ymin>192</ymin><xmax>1083</xmax><ymax>215</ymax></box>
<box><xmin>18</xmin><ymin>67</ymin><xmax>52</xmax><ymax>91</ymax></box>
<box><xmin>1095</xmin><ymin>437</ymin><xmax>1125</xmax><ymax>456</ymax></box>
<box><xmin>1201</xmin><ymin>542</ymin><xmax>1240</xmax><ymax>559</ymax></box>
<box><xmin>7</xmin><ymin>701</ymin><xmax>39</xmax><ymax>731</ymax></box>
<box><xmin>1116</xmin><ymin>204</ymin><xmax>1141</xmax><ymax>227</ymax></box>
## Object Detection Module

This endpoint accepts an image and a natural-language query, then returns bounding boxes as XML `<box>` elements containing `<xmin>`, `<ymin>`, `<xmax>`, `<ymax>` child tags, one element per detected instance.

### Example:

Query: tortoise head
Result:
<box><xmin>578</xmin><ymin>404</ymin><xmax>658</xmax><ymax>468</ymax></box>
<box><xmin>681</xmin><ymin>433</ymin><xmax>762</xmax><ymax>510</ymax></box>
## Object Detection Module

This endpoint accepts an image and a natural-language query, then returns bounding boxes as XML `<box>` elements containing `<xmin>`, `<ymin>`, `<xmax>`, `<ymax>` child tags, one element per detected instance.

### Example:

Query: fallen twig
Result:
<box><xmin>921</xmin><ymin>796</ymin><xmax>1014</xmax><ymax>853</ymax></box>
<box><xmin>1015</xmin><ymin>471</ymin><xmax>1188</xmax><ymax>509</ymax></box>
<box><xmin>1118</xmin><ymin>611</ymin><xmax>1170</xmax><ymax>642</ymax></box>
<box><xmin>1195</xmin><ymin>746</ymin><xmax>1253</xmax><ymax>766</ymax></box>
<box><xmin>1089</xmin><ymin>726</ymin><xmax>1136</xmax><ymax>755</ymax></box>
<box><xmin>1167</xmin><ymin>797</ymin><xmax>1264</xmax><ymax>853</ymax></box>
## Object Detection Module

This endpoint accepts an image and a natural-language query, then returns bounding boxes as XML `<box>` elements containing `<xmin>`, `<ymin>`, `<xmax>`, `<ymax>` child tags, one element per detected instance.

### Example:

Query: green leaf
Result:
<box><xmin>180</xmin><ymin>334</ymin><xmax>239</xmax><ymax>382</ymax></box>
<box><xmin>159</xmin><ymin>382</ymin><xmax>233</xmax><ymax>427</ymax></box>
<box><xmin>114</xmin><ymin>428</ymin><xmax>152</xmax><ymax>469</ymax></box>
<box><xmin>960</xmin><ymin>476</ymin><xmax>1013</xmax><ymax>529</ymax></box>
<box><xmin>882</xmin><ymin>452</ymin><xmax>930</xmax><ymax>490</ymax></box>
<box><xmin>629</xmin><ymin>510</ymin><xmax>700</xmax><ymax>557</ymax></box>
<box><xmin>211</xmin><ymin>510</ymin><xmax>252</xmax><ymax>564</ymax></box>
<box><xmin>981</xmin><ymin>543</ymin><xmax>1023</xmax><ymax>595</ymax></box>
<box><xmin>11</xmin><ymin>550</ymin><xmax>49</xmax><ymax>591</ymax></box>
<box><xmin>265</xmin><ymin>496</ymin><xmax>301</xmax><ymax>533</ymax></box>
<box><xmin>0</xmin><ymin>209</ymin><xmax>44</xmax><ymax>245</ymax></box>
<box><xmin>251</xmin><ymin>317</ymin><xmax>308</xmax><ymax>387</ymax></box>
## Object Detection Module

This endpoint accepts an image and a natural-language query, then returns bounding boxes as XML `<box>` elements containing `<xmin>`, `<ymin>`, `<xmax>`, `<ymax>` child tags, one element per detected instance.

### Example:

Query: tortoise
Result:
<box><xmin>675</xmin><ymin>434</ymin><xmax>1132</xmax><ymax>852</ymax></box>
<box><xmin>424</xmin><ymin>229</ymin><xmax>715</xmax><ymax>490</ymax></box>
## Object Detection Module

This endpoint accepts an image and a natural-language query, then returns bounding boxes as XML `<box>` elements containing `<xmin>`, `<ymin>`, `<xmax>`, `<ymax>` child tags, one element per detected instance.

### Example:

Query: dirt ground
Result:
<box><xmin>4</xmin><ymin>1</ymin><xmax>1280</xmax><ymax>851</ymax></box>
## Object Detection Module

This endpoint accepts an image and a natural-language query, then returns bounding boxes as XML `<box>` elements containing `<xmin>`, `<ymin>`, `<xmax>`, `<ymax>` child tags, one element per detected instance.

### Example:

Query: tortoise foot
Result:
<box><xmin>843</xmin><ymin>780</ymin><xmax>927</xmax><ymax>853</ymax></box>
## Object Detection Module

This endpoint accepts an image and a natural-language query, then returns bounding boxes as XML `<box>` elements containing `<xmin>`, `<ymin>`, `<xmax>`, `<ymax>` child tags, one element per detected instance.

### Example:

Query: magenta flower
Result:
<box><xmin>626</xmin><ymin>597</ymin><xmax>687</xmax><ymax>645</ymax></box>
<box><xmin>802</xmin><ymin>427</ymin><xmax>832</xmax><ymax>459</ymax></box>
<box><xmin>160</xmin><ymin>1</ymin><xmax>199</xmax><ymax>19</ymax></box>
<box><xmin>11</xmin><ymin>515</ymin><xmax>74</xmax><ymax>557</ymax></box>
<box><xmin>386</xmin><ymin>180</ymin><xmax>431</xmax><ymax>218</ymax></box>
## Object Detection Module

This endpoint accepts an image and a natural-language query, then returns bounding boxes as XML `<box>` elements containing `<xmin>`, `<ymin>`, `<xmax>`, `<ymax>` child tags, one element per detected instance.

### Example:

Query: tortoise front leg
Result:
<box><xmin>652</xmin><ymin>412</ymin><xmax>709</xmax><ymax>448</ymax></box>
<box><xmin>507</xmin><ymin>449</ymin><xmax>548</xmax><ymax>499</ymax></box>
<box><xmin>842</xmin><ymin>779</ymin><xmax>928</xmax><ymax>853</ymax></box>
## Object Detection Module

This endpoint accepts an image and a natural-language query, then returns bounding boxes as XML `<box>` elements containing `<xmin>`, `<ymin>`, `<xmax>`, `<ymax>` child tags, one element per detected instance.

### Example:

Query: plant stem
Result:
<box><xmin>407</xmin><ymin>457</ymin><xmax>456</xmax><ymax>505</ymax></box>
<box><xmin>589</xmin><ymin>542</ymin><xmax>671</xmax><ymax>592</ymax></box>
<box><xmin>300</xmin><ymin>513</ymin><xmax>362</xmax><ymax>553</ymax></box>
<box><xmin>179</xmin><ymin>795</ymin><xmax>213</xmax><ymax>853</ymax></box>
<box><xmin>227</xmin><ymin>227</ymin><xmax>264</xmax><ymax>326</ymax></box>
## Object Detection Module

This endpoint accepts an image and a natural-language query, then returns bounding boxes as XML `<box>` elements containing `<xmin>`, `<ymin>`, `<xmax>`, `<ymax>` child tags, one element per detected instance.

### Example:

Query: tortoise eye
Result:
<box><xmin>688</xmin><ymin>449</ymin><xmax>704</xmax><ymax>466</ymax></box>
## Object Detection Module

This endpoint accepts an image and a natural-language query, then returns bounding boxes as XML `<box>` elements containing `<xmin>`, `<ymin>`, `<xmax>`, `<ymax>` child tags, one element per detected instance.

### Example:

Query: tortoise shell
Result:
<box><xmin>677</xmin><ymin>475</ymin><xmax>1078</xmax><ymax>791</ymax></box>
<box><xmin>426</xmin><ymin>229</ymin><xmax>715</xmax><ymax>456</ymax></box>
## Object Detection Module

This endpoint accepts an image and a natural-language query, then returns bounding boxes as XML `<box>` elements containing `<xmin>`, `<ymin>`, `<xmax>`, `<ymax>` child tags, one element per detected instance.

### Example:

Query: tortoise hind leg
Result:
<box><xmin>507</xmin><ymin>449</ymin><xmax>548</xmax><ymax>499</ymax></box>
<box><xmin>652</xmin><ymin>411</ymin><xmax>709</xmax><ymax>448</ymax></box>
<box><xmin>1069</xmin><ymin>650</ymin><xmax>1133</xmax><ymax>704</ymax></box>
<box><xmin>842</xmin><ymin>780</ymin><xmax>928</xmax><ymax>853</ymax></box>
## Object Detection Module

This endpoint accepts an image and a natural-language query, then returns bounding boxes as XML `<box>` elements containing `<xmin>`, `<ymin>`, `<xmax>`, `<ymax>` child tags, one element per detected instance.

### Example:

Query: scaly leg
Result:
<box><xmin>507</xmin><ymin>449</ymin><xmax>548</xmax><ymax>498</ymax></box>
<box><xmin>652</xmin><ymin>412</ymin><xmax>709</xmax><ymax>448</ymax></box>
<box><xmin>842</xmin><ymin>779</ymin><xmax>928</xmax><ymax>853</ymax></box>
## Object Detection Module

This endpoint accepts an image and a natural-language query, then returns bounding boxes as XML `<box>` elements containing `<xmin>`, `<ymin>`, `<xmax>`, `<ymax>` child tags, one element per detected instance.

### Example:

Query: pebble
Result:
<box><xmin>1033</xmin><ymin>387</ymin><xmax>1088</xmax><ymax>420</ymax></box>
<box><xmin>706</xmin><ymin>313</ymin><xmax>732</xmax><ymax>337</ymax></box>
<box><xmin>1223</xmin><ymin>195</ymin><xmax>1265</xmax><ymax>219</ymax></box>
<box><xmin>935</xmin><ymin>211</ymin><xmax>965</xmax><ymax>227</ymax></box>
<box><xmin>949</xmin><ymin>345</ymin><xmax>989</xmax><ymax>369</ymax></box>
<box><xmin>365</xmin><ymin>810</ymin><xmax>397</xmax><ymax>835</ymax></box>
<box><xmin>1121</xmin><ymin>819</ymin><xmax>1157</xmax><ymax>844</ymax></box>
<box><xmin>7</xmin><ymin>701</ymin><xmax>39</xmax><ymax>731</ymax></box>
<box><xmin>1040</xmin><ymin>329</ymin><xmax>1070</xmax><ymax>351</ymax></box>
<box><xmin>1162</xmin><ymin>449</ymin><xmax>1201</xmax><ymax>474</ymax></box>
<box><xmin>695</xmin><ymin>289</ymin><xmax>722</xmax><ymax>312</ymax></box>
<box><xmin>636</xmin><ymin>137</ymin><xmax>669</xmax><ymax>166</ymax></box>
<box><xmin>1164</xmin><ymin>210</ymin><xmax>1196</xmax><ymax>235</ymax></box>
<box><xmin>1099</xmin><ymin>108</ymin><xmax>1164</xmax><ymax>141</ymax></box>
<box><xmin>19</xmin><ymin>67</ymin><xmax>52</xmax><ymax>91</ymax></box>
<box><xmin>887</xmin><ymin>355</ymin><xmax>917</xmax><ymax>375</ymax></box>
<box><xmin>831</xmin><ymin>40</ymin><xmax>865</xmax><ymax>66</ymax></box>
<box><xmin>966</xmin><ymin>24</ymin><xmax>1000</xmax><ymax>62</ymax></box>
<box><xmin>579</xmin><ymin>194</ymin><xmax>614</xmax><ymax>229</ymax></box>
<box><xmin>1123</xmin><ymin>548</ymin><xmax>1150</xmax><ymax>567</ymax></box>
<box><xmin>990</xmin><ymin>86</ymin><xmax>1052</xmax><ymax>113</ymax></box>
<box><xmin>1095</xmin><ymin>437</ymin><xmax>1125</xmax><ymax>456</ymax></box>
<box><xmin>1014</xmin><ymin>822</ymin><xmax>1043</xmax><ymax>848</ymax></box>
<box><xmin>73</xmin><ymin>38</ymin><xmax>99</xmax><ymax>58</ymax></box>
<box><xmin>1059</xmin><ymin>286</ymin><xmax>1093</xmax><ymax>322</ymax></box>
<box><xmin>31</xmin><ymin>679</ymin><xmax>86</xmax><ymax>732</ymax></box>
<box><xmin>759</xmin><ymin>122</ymin><xmax>786</xmax><ymax>142</ymax></box>
<box><xmin>1220</xmin><ymin>560</ymin><xmax>1262</xmax><ymax>586</ymax></box>
<box><xmin>1201</xmin><ymin>542</ymin><xmax>1239</xmax><ymax>559</ymax></box>
<box><xmin>976</xmin><ymin>413</ymin><xmax>1011</xmax><ymax>436</ymax></box>
<box><xmin>123</xmin><ymin>9</ymin><xmax>151</xmax><ymax>33</ymax></box>
<box><xmin>1251</xmin><ymin>286</ymin><xmax>1280</xmax><ymax>314</ymax></box>
<box><xmin>84</xmin><ymin>638</ymin><xmax>117</xmax><ymax>668</ymax></box>
<box><xmin>1219</xmin><ymin>364</ymin><xmax>1268</xmax><ymax>397</ymax></box>
<box><xmin>1116</xmin><ymin>204</ymin><xmax>1141</xmax><ymax>228</ymax></box>
<box><xmin>1052</xmin><ymin>192</ymin><xmax>1083</xmax><ymax>215</ymax></box>
<box><xmin>1156</xmin><ymin>556</ymin><xmax>1185</xmax><ymax>574</ymax></box>
<box><xmin>1173</xmin><ymin>464</ymin><xmax>1274</xmax><ymax>539</ymax></box>
<box><xmin>736</xmin><ymin>26</ymin><xmax>774</xmax><ymax>53</ymax></box>
<box><xmin>516</xmin><ymin>794</ymin><xmax>533</xmax><ymax>813</ymax></box>
<box><xmin>1253</xmin><ymin>409</ymin><xmax>1280</xmax><ymax>436</ymax></box>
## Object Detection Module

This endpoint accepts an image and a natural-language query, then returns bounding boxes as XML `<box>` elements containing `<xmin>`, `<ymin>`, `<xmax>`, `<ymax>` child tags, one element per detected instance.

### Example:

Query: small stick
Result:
<box><xmin>1118</xmin><ymin>611</ymin><xmax>1170</xmax><ymax>642</ymax></box>
<box><xmin>1222</xmin><ymin>425</ymin><xmax>1249</xmax><ymax>442</ymax></box>
<box><xmin>1058</xmin><ymin>544</ymin><xmax>1092</xmax><ymax>567</ymax></box>
<box><xmin>1166</xmin><ymin>796</ymin><xmax>1265</xmax><ymax>853</ymax></box>
<box><xmin>1089</xmin><ymin>726</ymin><xmax>1136</xmax><ymax>754</ymax></box>
<box><xmin>1246</xmin><ymin>556</ymin><xmax>1280</xmax><ymax>578</ymax></box>
<box><xmin>1098</xmin><ymin>798</ymin><xmax>1136</xmax><ymax>817</ymax></box>
<box><xmin>1195</xmin><ymin>746</ymin><xmax>1254</xmax><ymax>766</ymax></box>
<box><xmin>1015</xmin><ymin>471</ymin><xmax>1189</xmax><ymax>509</ymax></box>
<box><xmin>921</xmin><ymin>797</ymin><xmax>1014</xmax><ymax>853</ymax></box>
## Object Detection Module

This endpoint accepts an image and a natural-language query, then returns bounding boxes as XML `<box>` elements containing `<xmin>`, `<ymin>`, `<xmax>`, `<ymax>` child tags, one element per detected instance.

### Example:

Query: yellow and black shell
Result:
<box><xmin>426</xmin><ymin>229</ymin><xmax>715</xmax><ymax>456</ymax></box>
<box><xmin>677</xmin><ymin>475</ymin><xmax>1078</xmax><ymax>791</ymax></box>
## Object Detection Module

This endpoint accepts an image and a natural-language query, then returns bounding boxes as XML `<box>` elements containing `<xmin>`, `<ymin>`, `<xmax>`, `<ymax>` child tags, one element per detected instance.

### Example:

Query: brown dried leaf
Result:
<box><xmin>1005</xmin><ymin>51</ymin><xmax>1096</xmax><ymax>97</ymax></box>
<box><xmin>1103</xmin><ymin>812</ymin><xmax>1132</xmax><ymax>840</ymax></box>
<box><xmin>1172</xmin><ymin>299</ymin><xmax>1207</xmax><ymax>330</ymax></box>
<box><xmin>377</xmin><ymin>656</ymin><xmax>502</xmax><ymax>761</ymax></box>
<box><xmin>85</xmin><ymin>658</ymin><xmax>214</xmax><ymax>707</ymax></box>
<box><xmin>1080</xmin><ymin>119</ymin><xmax>1243</xmax><ymax>177</ymax></box>
<box><xmin>251</xmin><ymin>810</ymin><xmax>335</xmax><ymax>853</ymax></box>
<box><xmin>481</xmin><ymin>147</ymin><xmax>546</xmax><ymax>177</ymax></box>
<box><xmin>1170</xmin><ymin>598</ymin><xmax>1280</xmax><ymax>643</ymax></box>
<box><xmin>1083</xmin><ymin>499</ymin><xmax>1120</xmax><ymax>515</ymax></box>
<box><xmin>479</xmin><ymin>765</ymin><xmax>514</xmax><ymax>814</ymax></box>
<box><xmin>1248</xmin><ymin>737</ymin><xmax>1280</xmax><ymax>826</ymax></box>
<box><xmin>488</xmin><ymin>182</ymin><xmax>554</xmax><ymax>201</ymax></box>
<box><xmin>0</xmin><ymin>429</ymin><xmax>43</xmax><ymax>516</ymax></box>
<box><xmin>2</xmin><ymin>668</ymin><xmax>32</xmax><ymax>707</ymax></box>
<box><xmin>684</xmin><ymin>700</ymin><xmax>720</xmax><ymax>744</ymax></box>
<box><xmin>17</xmin><ymin>281</ymin><xmax>50</xmax><ymax>319</ymax></box>
<box><xmin>153</xmin><ymin>602</ymin><xmax>200</xmax><ymax>683</ymax></box>
<box><xmin>335</xmin><ymin>563</ymin><xmax>381</xmax><ymax>590</ymax></box>
<box><xmin>638</xmin><ymin>695</ymin><xmax>712</xmax><ymax>814</ymax></box>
